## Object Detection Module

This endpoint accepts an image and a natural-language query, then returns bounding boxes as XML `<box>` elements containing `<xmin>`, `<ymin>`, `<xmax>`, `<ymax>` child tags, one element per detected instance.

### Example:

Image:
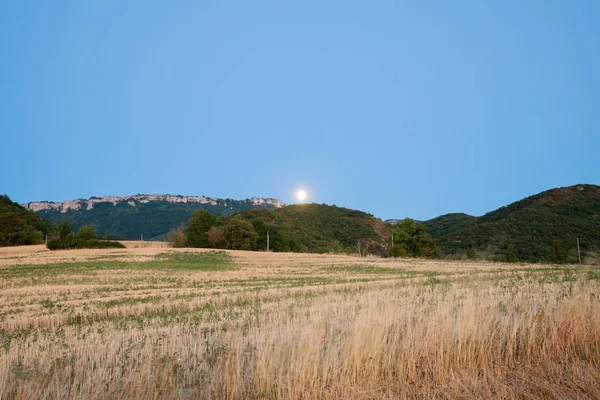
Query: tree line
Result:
<box><xmin>169</xmin><ymin>208</ymin><xmax>438</xmax><ymax>258</ymax></box>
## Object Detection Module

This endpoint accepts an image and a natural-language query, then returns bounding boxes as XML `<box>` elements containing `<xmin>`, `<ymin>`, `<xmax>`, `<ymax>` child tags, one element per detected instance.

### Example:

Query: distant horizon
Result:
<box><xmin>11</xmin><ymin>181</ymin><xmax>598</xmax><ymax>221</ymax></box>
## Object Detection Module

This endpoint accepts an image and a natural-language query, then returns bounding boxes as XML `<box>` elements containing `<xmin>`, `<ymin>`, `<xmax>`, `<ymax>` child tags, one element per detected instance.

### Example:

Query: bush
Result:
<box><xmin>77</xmin><ymin>225</ymin><xmax>97</xmax><ymax>241</ymax></box>
<box><xmin>47</xmin><ymin>238</ymin><xmax>125</xmax><ymax>250</ymax></box>
<box><xmin>47</xmin><ymin>223</ymin><xmax>124</xmax><ymax>250</ymax></box>
<box><xmin>313</xmin><ymin>246</ymin><xmax>329</xmax><ymax>254</ymax></box>
<box><xmin>208</xmin><ymin>226</ymin><xmax>226</xmax><ymax>249</ymax></box>
<box><xmin>73</xmin><ymin>239</ymin><xmax>125</xmax><ymax>249</ymax></box>
<box><xmin>167</xmin><ymin>224</ymin><xmax>186</xmax><ymax>248</ymax></box>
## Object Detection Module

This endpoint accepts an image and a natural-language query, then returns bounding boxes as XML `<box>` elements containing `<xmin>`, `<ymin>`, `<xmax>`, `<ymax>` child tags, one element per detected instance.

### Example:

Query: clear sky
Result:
<box><xmin>1</xmin><ymin>1</ymin><xmax>599</xmax><ymax>220</ymax></box>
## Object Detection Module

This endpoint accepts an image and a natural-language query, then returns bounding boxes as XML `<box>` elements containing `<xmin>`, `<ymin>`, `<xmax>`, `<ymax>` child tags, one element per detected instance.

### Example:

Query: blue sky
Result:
<box><xmin>1</xmin><ymin>1</ymin><xmax>598</xmax><ymax>220</ymax></box>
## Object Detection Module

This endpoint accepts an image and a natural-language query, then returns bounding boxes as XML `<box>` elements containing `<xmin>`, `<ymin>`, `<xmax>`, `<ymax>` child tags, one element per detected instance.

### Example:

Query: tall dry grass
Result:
<box><xmin>1</xmin><ymin>275</ymin><xmax>599</xmax><ymax>399</ymax></box>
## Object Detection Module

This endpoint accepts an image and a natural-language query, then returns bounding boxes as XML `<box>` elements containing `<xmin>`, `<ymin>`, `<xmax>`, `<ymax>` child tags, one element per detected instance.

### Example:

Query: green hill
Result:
<box><xmin>25</xmin><ymin>195</ymin><xmax>284</xmax><ymax>240</ymax></box>
<box><xmin>0</xmin><ymin>195</ymin><xmax>55</xmax><ymax>246</ymax></box>
<box><xmin>422</xmin><ymin>213</ymin><xmax>477</xmax><ymax>238</ymax></box>
<box><xmin>433</xmin><ymin>184</ymin><xmax>600</xmax><ymax>263</ymax></box>
<box><xmin>239</xmin><ymin>203</ymin><xmax>390</xmax><ymax>254</ymax></box>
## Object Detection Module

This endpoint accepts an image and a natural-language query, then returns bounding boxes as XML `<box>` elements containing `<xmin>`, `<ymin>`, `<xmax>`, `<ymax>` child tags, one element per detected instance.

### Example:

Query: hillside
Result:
<box><xmin>422</xmin><ymin>213</ymin><xmax>477</xmax><ymax>238</ymax></box>
<box><xmin>434</xmin><ymin>184</ymin><xmax>600</xmax><ymax>263</ymax></box>
<box><xmin>239</xmin><ymin>203</ymin><xmax>390</xmax><ymax>253</ymax></box>
<box><xmin>0</xmin><ymin>195</ymin><xmax>55</xmax><ymax>246</ymax></box>
<box><xmin>23</xmin><ymin>194</ymin><xmax>285</xmax><ymax>240</ymax></box>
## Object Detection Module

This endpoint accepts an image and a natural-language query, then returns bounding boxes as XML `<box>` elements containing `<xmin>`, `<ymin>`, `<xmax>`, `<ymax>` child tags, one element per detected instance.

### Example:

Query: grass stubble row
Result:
<box><xmin>0</xmin><ymin>248</ymin><xmax>598</xmax><ymax>399</ymax></box>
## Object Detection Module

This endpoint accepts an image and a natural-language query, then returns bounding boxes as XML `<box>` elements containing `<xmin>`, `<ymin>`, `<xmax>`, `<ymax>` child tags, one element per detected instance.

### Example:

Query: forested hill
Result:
<box><xmin>23</xmin><ymin>194</ymin><xmax>285</xmax><ymax>240</ymax></box>
<box><xmin>421</xmin><ymin>213</ymin><xmax>477</xmax><ymax>238</ymax></box>
<box><xmin>426</xmin><ymin>184</ymin><xmax>600</xmax><ymax>263</ymax></box>
<box><xmin>0</xmin><ymin>195</ymin><xmax>55</xmax><ymax>246</ymax></box>
<box><xmin>239</xmin><ymin>204</ymin><xmax>390</xmax><ymax>254</ymax></box>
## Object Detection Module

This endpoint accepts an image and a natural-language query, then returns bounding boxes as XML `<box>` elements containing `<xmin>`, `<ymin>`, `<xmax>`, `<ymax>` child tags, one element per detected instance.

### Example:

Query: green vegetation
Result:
<box><xmin>390</xmin><ymin>218</ymin><xmax>438</xmax><ymax>258</ymax></box>
<box><xmin>176</xmin><ymin>203</ymin><xmax>390</xmax><ymax>255</ymax></box>
<box><xmin>241</xmin><ymin>204</ymin><xmax>388</xmax><ymax>254</ymax></box>
<box><xmin>0</xmin><ymin>251</ymin><xmax>234</xmax><ymax>279</ymax></box>
<box><xmin>186</xmin><ymin>210</ymin><xmax>217</xmax><ymax>248</ymax></box>
<box><xmin>0</xmin><ymin>195</ymin><xmax>55</xmax><ymax>246</ymax></box>
<box><xmin>16</xmin><ymin>183</ymin><xmax>600</xmax><ymax>263</ymax></box>
<box><xmin>46</xmin><ymin>222</ymin><xmax>125</xmax><ymax>250</ymax></box>
<box><xmin>430</xmin><ymin>184</ymin><xmax>600</xmax><ymax>263</ymax></box>
<box><xmin>150</xmin><ymin>251</ymin><xmax>233</xmax><ymax>271</ymax></box>
<box><xmin>219</xmin><ymin>216</ymin><xmax>258</xmax><ymax>250</ymax></box>
<box><xmin>33</xmin><ymin>198</ymin><xmax>280</xmax><ymax>240</ymax></box>
<box><xmin>422</xmin><ymin>213</ymin><xmax>477</xmax><ymax>237</ymax></box>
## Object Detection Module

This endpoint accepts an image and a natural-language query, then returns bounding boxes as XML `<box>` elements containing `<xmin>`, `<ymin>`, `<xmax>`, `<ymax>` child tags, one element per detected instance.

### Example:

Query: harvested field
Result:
<box><xmin>0</xmin><ymin>243</ymin><xmax>599</xmax><ymax>399</ymax></box>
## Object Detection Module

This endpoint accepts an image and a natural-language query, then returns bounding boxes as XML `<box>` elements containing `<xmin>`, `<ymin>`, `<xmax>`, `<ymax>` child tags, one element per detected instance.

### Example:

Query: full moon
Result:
<box><xmin>296</xmin><ymin>190</ymin><xmax>307</xmax><ymax>202</ymax></box>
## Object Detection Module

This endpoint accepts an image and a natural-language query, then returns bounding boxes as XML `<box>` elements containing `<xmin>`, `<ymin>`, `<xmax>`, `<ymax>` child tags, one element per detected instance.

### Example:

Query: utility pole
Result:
<box><xmin>266</xmin><ymin>231</ymin><xmax>270</xmax><ymax>252</ymax></box>
<box><xmin>391</xmin><ymin>233</ymin><xmax>394</xmax><ymax>247</ymax></box>
<box><xmin>577</xmin><ymin>237</ymin><xmax>581</xmax><ymax>265</ymax></box>
<box><xmin>141</xmin><ymin>233</ymin><xmax>143</xmax><ymax>242</ymax></box>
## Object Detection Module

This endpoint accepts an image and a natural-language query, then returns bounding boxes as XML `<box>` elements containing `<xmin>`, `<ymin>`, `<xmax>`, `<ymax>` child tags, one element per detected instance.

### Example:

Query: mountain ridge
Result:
<box><xmin>23</xmin><ymin>193</ymin><xmax>286</xmax><ymax>240</ymax></box>
<box><xmin>22</xmin><ymin>194</ymin><xmax>285</xmax><ymax>213</ymax></box>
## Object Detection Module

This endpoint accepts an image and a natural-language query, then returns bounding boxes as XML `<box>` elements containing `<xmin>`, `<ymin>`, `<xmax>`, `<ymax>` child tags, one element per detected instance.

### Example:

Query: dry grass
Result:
<box><xmin>0</xmin><ymin>244</ymin><xmax>598</xmax><ymax>399</ymax></box>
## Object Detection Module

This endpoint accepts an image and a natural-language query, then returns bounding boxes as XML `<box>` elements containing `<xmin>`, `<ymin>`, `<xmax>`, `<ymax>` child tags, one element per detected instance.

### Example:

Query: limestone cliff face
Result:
<box><xmin>22</xmin><ymin>194</ymin><xmax>285</xmax><ymax>213</ymax></box>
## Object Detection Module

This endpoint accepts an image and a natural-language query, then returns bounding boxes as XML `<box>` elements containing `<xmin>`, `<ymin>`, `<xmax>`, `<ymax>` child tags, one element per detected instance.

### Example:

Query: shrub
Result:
<box><xmin>47</xmin><ymin>223</ymin><xmax>124</xmax><ymax>250</ymax></box>
<box><xmin>167</xmin><ymin>224</ymin><xmax>186</xmax><ymax>248</ymax></box>
<box><xmin>313</xmin><ymin>246</ymin><xmax>329</xmax><ymax>254</ymax></box>
<box><xmin>77</xmin><ymin>225</ymin><xmax>97</xmax><ymax>241</ymax></box>
<box><xmin>207</xmin><ymin>226</ymin><xmax>226</xmax><ymax>249</ymax></box>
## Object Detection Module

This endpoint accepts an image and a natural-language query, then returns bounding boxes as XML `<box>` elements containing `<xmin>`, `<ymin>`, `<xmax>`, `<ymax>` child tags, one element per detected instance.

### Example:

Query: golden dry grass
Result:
<box><xmin>0</xmin><ymin>244</ymin><xmax>598</xmax><ymax>399</ymax></box>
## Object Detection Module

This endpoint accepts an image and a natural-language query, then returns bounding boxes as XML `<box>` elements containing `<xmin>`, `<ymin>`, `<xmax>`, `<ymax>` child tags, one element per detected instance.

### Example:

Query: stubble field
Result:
<box><xmin>0</xmin><ymin>243</ymin><xmax>599</xmax><ymax>399</ymax></box>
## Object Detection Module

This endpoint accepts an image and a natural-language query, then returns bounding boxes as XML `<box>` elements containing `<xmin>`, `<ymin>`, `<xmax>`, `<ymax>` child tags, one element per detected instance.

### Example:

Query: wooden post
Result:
<box><xmin>577</xmin><ymin>238</ymin><xmax>581</xmax><ymax>264</ymax></box>
<box><xmin>267</xmin><ymin>231</ymin><xmax>270</xmax><ymax>252</ymax></box>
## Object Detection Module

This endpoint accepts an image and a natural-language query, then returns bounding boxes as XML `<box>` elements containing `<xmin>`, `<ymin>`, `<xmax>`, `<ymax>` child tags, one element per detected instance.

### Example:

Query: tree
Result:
<box><xmin>58</xmin><ymin>221</ymin><xmax>73</xmax><ymax>240</ymax></box>
<box><xmin>355</xmin><ymin>238</ymin><xmax>372</xmax><ymax>257</ymax></box>
<box><xmin>167</xmin><ymin>223</ymin><xmax>186</xmax><ymax>248</ymax></box>
<box><xmin>207</xmin><ymin>226</ymin><xmax>226</xmax><ymax>248</ymax></box>
<box><xmin>77</xmin><ymin>225</ymin><xmax>97</xmax><ymax>241</ymax></box>
<box><xmin>551</xmin><ymin>239</ymin><xmax>566</xmax><ymax>264</ymax></box>
<box><xmin>328</xmin><ymin>239</ymin><xmax>344</xmax><ymax>254</ymax></box>
<box><xmin>185</xmin><ymin>210</ymin><xmax>216</xmax><ymax>248</ymax></box>
<box><xmin>506</xmin><ymin>244</ymin><xmax>517</xmax><ymax>263</ymax></box>
<box><xmin>224</xmin><ymin>216</ymin><xmax>257</xmax><ymax>250</ymax></box>
<box><xmin>390</xmin><ymin>218</ymin><xmax>438</xmax><ymax>258</ymax></box>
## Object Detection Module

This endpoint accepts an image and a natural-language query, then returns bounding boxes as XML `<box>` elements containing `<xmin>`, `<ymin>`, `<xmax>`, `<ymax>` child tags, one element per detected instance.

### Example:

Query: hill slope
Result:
<box><xmin>422</xmin><ymin>213</ymin><xmax>477</xmax><ymax>238</ymax></box>
<box><xmin>0</xmin><ymin>195</ymin><xmax>55</xmax><ymax>246</ymax></box>
<box><xmin>433</xmin><ymin>184</ymin><xmax>600</xmax><ymax>263</ymax></box>
<box><xmin>23</xmin><ymin>194</ymin><xmax>285</xmax><ymax>240</ymax></box>
<box><xmin>239</xmin><ymin>203</ymin><xmax>390</xmax><ymax>253</ymax></box>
